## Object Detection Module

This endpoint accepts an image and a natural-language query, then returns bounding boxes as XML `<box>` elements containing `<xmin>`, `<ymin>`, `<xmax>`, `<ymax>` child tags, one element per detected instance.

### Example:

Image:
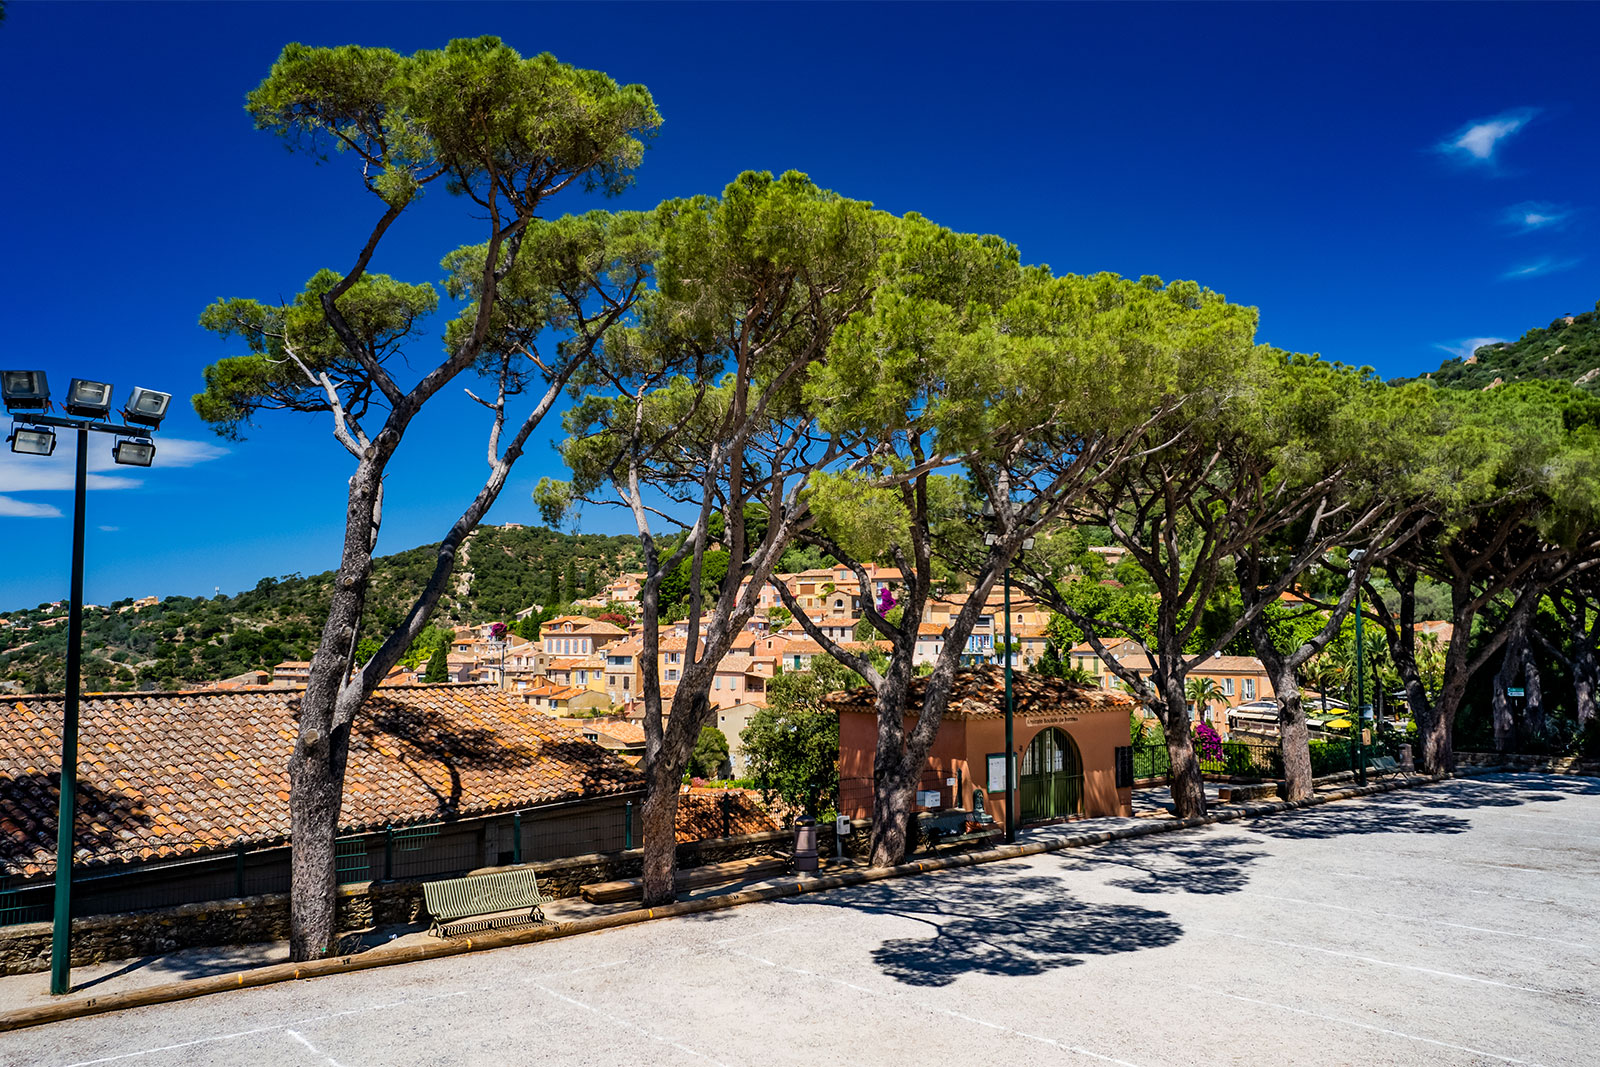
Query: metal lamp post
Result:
<box><xmin>1348</xmin><ymin>549</ymin><xmax>1367</xmax><ymax>786</ymax></box>
<box><xmin>984</xmin><ymin>515</ymin><xmax>1033</xmax><ymax>845</ymax></box>
<box><xmin>3</xmin><ymin>371</ymin><xmax>171</xmax><ymax>996</ymax></box>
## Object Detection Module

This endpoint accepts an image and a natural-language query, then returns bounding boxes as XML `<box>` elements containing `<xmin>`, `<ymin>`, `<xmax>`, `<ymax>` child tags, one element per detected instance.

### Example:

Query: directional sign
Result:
<box><xmin>1506</xmin><ymin>687</ymin><xmax>1525</xmax><ymax>698</ymax></box>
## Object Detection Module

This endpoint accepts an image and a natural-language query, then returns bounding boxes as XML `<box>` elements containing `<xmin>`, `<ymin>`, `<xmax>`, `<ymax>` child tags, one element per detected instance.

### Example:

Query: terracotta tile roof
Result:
<box><xmin>781</xmin><ymin>638</ymin><xmax>825</xmax><ymax>655</ymax></box>
<box><xmin>826</xmin><ymin>665</ymin><xmax>1134</xmax><ymax>719</ymax></box>
<box><xmin>590</xmin><ymin>720</ymin><xmax>646</xmax><ymax>746</ymax></box>
<box><xmin>543</xmin><ymin>615</ymin><xmax>628</xmax><ymax>636</ymax></box>
<box><xmin>0</xmin><ymin>684</ymin><xmax>642</xmax><ymax>878</ymax></box>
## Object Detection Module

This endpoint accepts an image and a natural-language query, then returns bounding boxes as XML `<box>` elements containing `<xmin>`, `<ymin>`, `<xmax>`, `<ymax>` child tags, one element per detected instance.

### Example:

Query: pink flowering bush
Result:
<box><xmin>1192</xmin><ymin>722</ymin><xmax>1224</xmax><ymax>762</ymax></box>
<box><xmin>877</xmin><ymin>586</ymin><xmax>896</xmax><ymax>614</ymax></box>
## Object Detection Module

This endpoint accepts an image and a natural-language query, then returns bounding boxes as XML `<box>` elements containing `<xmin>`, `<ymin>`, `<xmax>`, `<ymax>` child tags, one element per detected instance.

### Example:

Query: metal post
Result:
<box><xmin>1003</xmin><ymin>567</ymin><xmax>1016</xmax><ymax>844</ymax></box>
<box><xmin>1354</xmin><ymin>587</ymin><xmax>1366</xmax><ymax>785</ymax></box>
<box><xmin>235</xmin><ymin>843</ymin><xmax>247</xmax><ymax>898</ymax></box>
<box><xmin>624</xmin><ymin>801</ymin><xmax>633</xmax><ymax>850</ymax></box>
<box><xmin>51</xmin><ymin>427</ymin><xmax>88</xmax><ymax>996</ymax></box>
<box><xmin>512</xmin><ymin>811</ymin><xmax>522</xmax><ymax>865</ymax></box>
<box><xmin>384</xmin><ymin>824</ymin><xmax>394</xmax><ymax>881</ymax></box>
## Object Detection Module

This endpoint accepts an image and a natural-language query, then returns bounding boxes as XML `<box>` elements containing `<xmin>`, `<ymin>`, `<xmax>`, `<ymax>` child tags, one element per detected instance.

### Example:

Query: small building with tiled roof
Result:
<box><xmin>828</xmin><ymin>665</ymin><xmax>1137</xmax><ymax>828</ymax></box>
<box><xmin>0</xmin><ymin>684</ymin><xmax>642</xmax><ymax>919</ymax></box>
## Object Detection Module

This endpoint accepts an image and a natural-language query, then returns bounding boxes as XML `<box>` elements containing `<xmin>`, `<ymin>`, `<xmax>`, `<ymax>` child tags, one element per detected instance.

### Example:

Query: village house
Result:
<box><xmin>1068</xmin><ymin>641</ymin><xmax>1275</xmax><ymax>737</ymax></box>
<box><xmin>0</xmin><ymin>684</ymin><xmax>643</xmax><ymax>926</ymax></box>
<box><xmin>831</xmin><ymin>666</ymin><xmax>1136</xmax><ymax>828</ymax></box>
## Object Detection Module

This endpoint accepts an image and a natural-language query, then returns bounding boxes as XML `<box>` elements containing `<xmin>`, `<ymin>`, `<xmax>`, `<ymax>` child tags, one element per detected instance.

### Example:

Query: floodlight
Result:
<box><xmin>8</xmin><ymin>425</ymin><xmax>56</xmax><ymax>456</ymax></box>
<box><xmin>123</xmin><ymin>386</ymin><xmax>172</xmax><ymax>429</ymax></box>
<box><xmin>1</xmin><ymin>370</ymin><xmax>50</xmax><ymax>412</ymax></box>
<box><xmin>111</xmin><ymin>438</ymin><xmax>156</xmax><ymax>467</ymax></box>
<box><xmin>65</xmin><ymin>379</ymin><xmax>115</xmax><ymax>419</ymax></box>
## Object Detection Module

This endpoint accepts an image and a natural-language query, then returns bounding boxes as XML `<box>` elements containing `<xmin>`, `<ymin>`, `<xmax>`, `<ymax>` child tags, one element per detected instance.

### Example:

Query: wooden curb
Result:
<box><xmin>0</xmin><ymin>766</ymin><xmax>1499</xmax><ymax>1033</ymax></box>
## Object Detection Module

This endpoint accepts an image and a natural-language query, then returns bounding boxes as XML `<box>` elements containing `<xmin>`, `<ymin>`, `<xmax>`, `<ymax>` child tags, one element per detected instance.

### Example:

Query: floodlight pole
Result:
<box><xmin>1003</xmin><ymin>564</ymin><xmax>1016</xmax><ymax>844</ymax></box>
<box><xmin>50</xmin><ymin>427</ymin><xmax>88</xmax><ymax>996</ymax></box>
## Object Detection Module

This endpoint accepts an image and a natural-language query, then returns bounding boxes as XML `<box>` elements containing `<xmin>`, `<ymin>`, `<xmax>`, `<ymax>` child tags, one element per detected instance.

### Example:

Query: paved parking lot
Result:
<box><xmin>5</xmin><ymin>773</ymin><xmax>1597</xmax><ymax>1067</ymax></box>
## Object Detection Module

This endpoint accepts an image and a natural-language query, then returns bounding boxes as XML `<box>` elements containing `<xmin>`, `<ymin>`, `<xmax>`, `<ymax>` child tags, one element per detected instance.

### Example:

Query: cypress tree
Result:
<box><xmin>424</xmin><ymin>642</ymin><xmax>449</xmax><ymax>683</ymax></box>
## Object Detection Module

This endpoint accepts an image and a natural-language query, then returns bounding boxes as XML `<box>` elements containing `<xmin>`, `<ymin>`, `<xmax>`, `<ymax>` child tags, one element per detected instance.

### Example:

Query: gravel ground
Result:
<box><xmin>4</xmin><ymin>772</ymin><xmax>1596</xmax><ymax>1067</ymax></box>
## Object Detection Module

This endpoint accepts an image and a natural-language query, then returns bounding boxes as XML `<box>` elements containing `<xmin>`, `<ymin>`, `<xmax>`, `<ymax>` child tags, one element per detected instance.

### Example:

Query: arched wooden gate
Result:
<box><xmin>1019</xmin><ymin>727</ymin><xmax>1084</xmax><ymax>823</ymax></box>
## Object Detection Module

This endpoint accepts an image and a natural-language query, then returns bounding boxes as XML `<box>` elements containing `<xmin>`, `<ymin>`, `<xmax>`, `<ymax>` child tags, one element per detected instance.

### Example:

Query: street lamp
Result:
<box><xmin>1348</xmin><ymin>549</ymin><xmax>1368</xmax><ymax>786</ymax></box>
<box><xmin>984</xmin><ymin>503</ymin><xmax>1033</xmax><ymax>845</ymax></box>
<box><xmin>2</xmin><ymin>371</ymin><xmax>171</xmax><ymax>996</ymax></box>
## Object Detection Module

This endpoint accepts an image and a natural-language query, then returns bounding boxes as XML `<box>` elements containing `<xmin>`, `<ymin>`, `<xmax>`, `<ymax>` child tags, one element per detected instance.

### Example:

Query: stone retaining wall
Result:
<box><xmin>0</xmin><ymin>820</ymin><xmax>869</xmax><ymax>976</ymax></box>
<box><xmin>1456</xmin><ymin>751</ymin><xmax>1599</xmax><ymax>776</ymax></box>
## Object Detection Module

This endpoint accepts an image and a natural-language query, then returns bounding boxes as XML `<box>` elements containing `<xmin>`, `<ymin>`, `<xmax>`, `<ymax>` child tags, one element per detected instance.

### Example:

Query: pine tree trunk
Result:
<box><xmin>1492</xmin><ymin>646</ymin><xmax>1519</xmax><ymax>753</ymax></box>
<box><xmin>1160</xmin><ymin>676</ymin><xmax>1206</xmax><ymax>818</ymax></box>
<box><xmin>288</xmin><ymin>458</ymin><xmax>380</xmax><ymax>961</ymax></box>
<box><xmin>641</xmin><ymin>688</ymin><xmax>713</xmax><ymax>905</ymax></box>
<box><xmin>1574</xmin><ymin>645</ymin><xmax>1599</xmax><ymax>727</ymax></box>
<box><xmin>869</xmin><ymin>754</ymin><xmax>916</xmax><ymax>867</ymax></box>
<box><xmin>1277</xmin><ymin>685</ymin><xmax>1314</xmax><ymax>802</ymax></box>
<box><xmin>639</xmin><ymin>756</ymin><xmax>682</xmax><ymax>907</ymax></box>
<box><xmin>287</xmin><ymin>722</ymin><xmax>350</xmax><ymax>960</ymax></box>
<box><xmin>1521</xmin><ymin>638</ymin><xmax>1545</xmax><ymax>742</ymax></box>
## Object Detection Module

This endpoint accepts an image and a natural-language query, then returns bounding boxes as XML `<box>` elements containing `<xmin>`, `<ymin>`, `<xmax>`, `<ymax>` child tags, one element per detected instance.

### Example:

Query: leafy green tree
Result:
<box><xmin>584</xmin><ymin>565</ymin><xmax>600</xmax><ymax>597</ymax></box>
<box><xmin>687</xmin><ymin>726</ymin><xmax>730</xmax><ymax>779</ymax></box>
<box><xmin>562</xmin><ymin>560</ymin><xmax>580</xmax><ymax>604</ymax></box>
<box><xmin>539</xmin><ymin>171</ymin><xmax>891</xmax><ymax>902</ymax></box>
<box><xmin>423</xmin><ymin>641</ymin><xmax>450</xmax><ymax>682</ymax></box>
<box><xmin>192</xmin><ymin>36</ymin><xmax>659</xmax><ymax>962</ymax></box>
<box><xmin>1363</xmin><ymin>382</ymin><xmax>1600</xmax><ymax>772</ymax></box>
<box><xmin>741</xmin><ymin>657</ymin><xmax>853</xmax><ymax>816</ymax></box>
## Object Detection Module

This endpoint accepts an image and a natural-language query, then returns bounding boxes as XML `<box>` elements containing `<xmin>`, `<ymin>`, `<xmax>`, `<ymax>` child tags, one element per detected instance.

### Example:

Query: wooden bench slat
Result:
<box><xmin>423</xmin><ymin>868</ymin><xmax>554</xmax><ymax>937</ymax></box>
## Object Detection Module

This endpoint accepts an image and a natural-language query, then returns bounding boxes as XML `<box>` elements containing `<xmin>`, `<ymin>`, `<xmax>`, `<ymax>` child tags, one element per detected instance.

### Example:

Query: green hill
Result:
<box><xmin>0</xmin><ymin>525</ymin><xmax>642</xmax><ymax>694</ymax></box>
<box><xmin>1416</xmin><ymin>301</ymin><xmax>1600</xmax><ymax>393</ymax></box>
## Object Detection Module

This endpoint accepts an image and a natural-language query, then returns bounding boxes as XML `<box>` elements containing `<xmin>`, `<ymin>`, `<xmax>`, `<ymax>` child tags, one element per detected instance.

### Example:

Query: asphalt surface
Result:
<box><xmin>5</xmin><ymin>773</ymin><xmax>1597</xmax><ymax>1067</ymax></box>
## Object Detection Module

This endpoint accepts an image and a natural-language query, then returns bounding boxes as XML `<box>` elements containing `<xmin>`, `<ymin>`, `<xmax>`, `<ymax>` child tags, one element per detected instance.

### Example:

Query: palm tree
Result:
<box><xmin>1185</xmin><ymin>676</ymin><xmax>1226</xmax><ymax>722</ymax></box>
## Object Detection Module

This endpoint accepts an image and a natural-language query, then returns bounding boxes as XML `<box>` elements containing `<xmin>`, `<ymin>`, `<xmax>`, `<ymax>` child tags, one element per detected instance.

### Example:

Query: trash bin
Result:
<box><xmin>793</xmin><ymin>816</ymin><xmax>818</xmax><ymax>873</ymax></box>
<box><xmin>1398</xmin><ymin>744</ymin><xmax>1414</xmax><ymax>773</ymax></box>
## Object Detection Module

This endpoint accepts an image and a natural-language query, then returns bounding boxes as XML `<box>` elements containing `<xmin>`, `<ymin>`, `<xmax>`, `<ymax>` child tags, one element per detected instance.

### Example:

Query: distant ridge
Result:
<box><xmin>1405</xmin><ymin>300</ymin><xmax>1600</xmax><ymax>393</ymax></box>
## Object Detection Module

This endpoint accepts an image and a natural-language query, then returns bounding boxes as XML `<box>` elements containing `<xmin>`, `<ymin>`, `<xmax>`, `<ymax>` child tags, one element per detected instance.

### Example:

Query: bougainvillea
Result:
<box><xmin>1193</xmin><ymin>722</ymin><xmax>1224</xmax><ymax>762</ymax></box>
<box><xmin>877</xmin><ymin>586</ymin><xmax>897</xmax><ymax>614</ymax></box>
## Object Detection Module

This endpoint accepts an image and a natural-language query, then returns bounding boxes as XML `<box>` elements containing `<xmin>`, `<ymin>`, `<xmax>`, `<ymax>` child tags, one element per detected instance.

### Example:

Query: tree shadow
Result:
<box><xmin>1057</xmin><ymin>831</ymin><xmax>1267</xmax><ymax>895</ymax></box>
<box><xmin>1246</xmin><ymin>796</ymin><xmax>1473</xmax><ymax>840</ymax></box>
<box><xmin>353</xmin><ymin>703</ymin><xmax>640</xmax><ymax>820</ymax></box>
<box><xmin>0</xmin><ymin>774</ymin><xmax>156</xmax><ymax>876</ymax></box>
<box><xmin>794</xmin><ymin>863</ymin><xmax>1183</xmax><ymax>988</ymax></box>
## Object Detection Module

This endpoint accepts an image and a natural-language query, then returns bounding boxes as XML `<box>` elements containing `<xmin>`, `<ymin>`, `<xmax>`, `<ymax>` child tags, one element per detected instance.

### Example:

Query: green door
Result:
<box><xmin>1019</xmin><ymin>728</ymin><xmax>1084</xmax><ymax>823</ymax></box>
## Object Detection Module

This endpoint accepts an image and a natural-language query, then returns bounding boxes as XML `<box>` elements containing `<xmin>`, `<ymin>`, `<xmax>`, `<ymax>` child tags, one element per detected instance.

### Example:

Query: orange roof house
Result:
<box><xmin>830</xmin><ymin>666</ymin><xmax>1136</xmax><ymax>828</ymax></box>
<box><xmin>0</xmin><ymin>684</ymin><xmax>643</xmax><ymax>880</ymax></box>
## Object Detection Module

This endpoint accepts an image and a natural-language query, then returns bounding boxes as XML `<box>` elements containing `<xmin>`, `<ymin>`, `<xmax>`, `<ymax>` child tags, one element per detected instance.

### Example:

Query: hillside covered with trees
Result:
<box><xmin>1413</xmin><ymin>300</ymin><xmax>1600</xmax><ymax>393</ymax></box>
<box><xmin>0</xmin><ymin>524</ymin><xmax>640</xmax><ymax>694</ymax></box>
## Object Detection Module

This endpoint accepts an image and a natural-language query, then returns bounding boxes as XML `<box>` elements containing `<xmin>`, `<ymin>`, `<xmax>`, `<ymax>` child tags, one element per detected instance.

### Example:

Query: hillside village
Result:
<box><xmin>236</xmin><ymin>550</ymin><xmax>1304</xmax><ymax>772</ymax></box>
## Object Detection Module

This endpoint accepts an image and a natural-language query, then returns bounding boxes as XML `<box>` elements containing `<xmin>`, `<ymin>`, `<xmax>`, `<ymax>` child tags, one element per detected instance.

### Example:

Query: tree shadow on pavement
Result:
<box><xmin>799</xmin><ymin>863</ymin><xmax>1182</xmax><ymax>988</ymax></box>
<box><xmin>1245</xmin><ymin>796</ymin><xmax>1472</xmax><ymax>839</ymax></box>
<box><xmin>1057</xmin><ymin>831</ymin><xmax>1266</xmax><ymax>895</ymax></box>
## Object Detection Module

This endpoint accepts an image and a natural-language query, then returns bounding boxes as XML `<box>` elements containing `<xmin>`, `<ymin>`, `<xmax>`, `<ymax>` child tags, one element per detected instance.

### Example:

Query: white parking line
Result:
<box><xmin>729</xmin><ymin>949</ymin><xmax>1165</xmax><ymax>1066</ymax></box>
<box><xmin>528</xmin><ymin>983</ymin><xmax>735</xmax><ymax>1067</ymax></box>
<box><xmin>1250</xmin><ymin>893</ymin><xmax>1594</xmax><ymax>950</ymax></box>
<box><xmin>713</xmin><ymin>924</ymin><xmax>797</xmax><ymax>944</ymax></box>
<box><xmin>1197</xmin><ymin>986</ymin><xmax>1552</xmax><ymax>1066</ymax></box>
<box><xmin>286</xmin><ymin>1029</ymin><xmax>350</xmax><ymax>1067</ymax></box>
<box><xmin>54</xmin><ymin>990</ymin><xmax>475</xmax><ymax>1066</ymax></box>
<box><xmin>1196</xmin><ymin>929</ymin><xmax>1562</xmax><ymax>996</ymax></box>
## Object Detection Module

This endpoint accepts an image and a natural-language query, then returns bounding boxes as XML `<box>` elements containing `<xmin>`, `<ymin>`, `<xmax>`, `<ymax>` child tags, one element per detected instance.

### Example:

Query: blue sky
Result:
<box><xmin>2</xmin><ymin>1</ymin><xmax>1597</xmax><ymax>609</ymax></box>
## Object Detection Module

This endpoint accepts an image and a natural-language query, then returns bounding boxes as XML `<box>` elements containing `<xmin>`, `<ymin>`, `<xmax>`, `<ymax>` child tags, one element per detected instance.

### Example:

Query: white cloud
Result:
<box><xmin>0</xmin><ymin>496</ymin><xmax>64</xmax><ymax>519</ymax></box>
<box><xmin>1501</xmin><ymin>201</ymin><xmax>1572</xmax><ymax>233</ymax></box>
<box><xmin>98</xmin><ymin>525</ymin><xmax>120</xmax><ymax>532</ymax></box>
<box><xmin>1501</xmin><ymin>257</ymin><xmax>1580</xmax><ymax>280</ymax></box>
<box><xmin>0</xmin><ymin>435</ymin><xmax>227</xmax><ymax>514</ymax></box>
<box><xmin>1435</xmin><ymin>337</ymin><xmax>1508</xmax><ymax>360</ymax></box>
<box><xmin>1438</xmin><ymin>108</ymin><xmax>1538</xmax><ymax>166</ymax></box>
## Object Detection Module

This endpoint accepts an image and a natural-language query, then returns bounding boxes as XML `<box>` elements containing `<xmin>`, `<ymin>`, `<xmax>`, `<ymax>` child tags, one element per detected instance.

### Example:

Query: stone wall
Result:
<box><xmin>0</xmin><ymin>820</ymin><xmax>870</xmax><ymax>976</ymax></box>
<box><xmin>1455</xmin><ymin>751</ymin><xmax>1600</xmax><ymax>776</ymax></box>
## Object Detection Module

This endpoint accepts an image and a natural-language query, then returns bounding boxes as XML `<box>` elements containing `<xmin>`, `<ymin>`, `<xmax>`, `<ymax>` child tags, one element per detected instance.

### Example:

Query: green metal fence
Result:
<box><xmin>0</xmin><ymin>800</ymin><xmax>636</xmax><ymax>929</ymax></box>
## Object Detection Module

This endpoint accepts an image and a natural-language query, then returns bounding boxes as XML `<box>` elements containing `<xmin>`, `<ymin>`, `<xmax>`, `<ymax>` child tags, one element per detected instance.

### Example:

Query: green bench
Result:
<box><xmin>422</xmin><ymin>868</ymin><xmax>555</xmax><ymax>938</ymax></box>
<box><xmin>1365</xmin><ymin>755</ymin><xmax>1403</xmax><ymax>779</ymax></box>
